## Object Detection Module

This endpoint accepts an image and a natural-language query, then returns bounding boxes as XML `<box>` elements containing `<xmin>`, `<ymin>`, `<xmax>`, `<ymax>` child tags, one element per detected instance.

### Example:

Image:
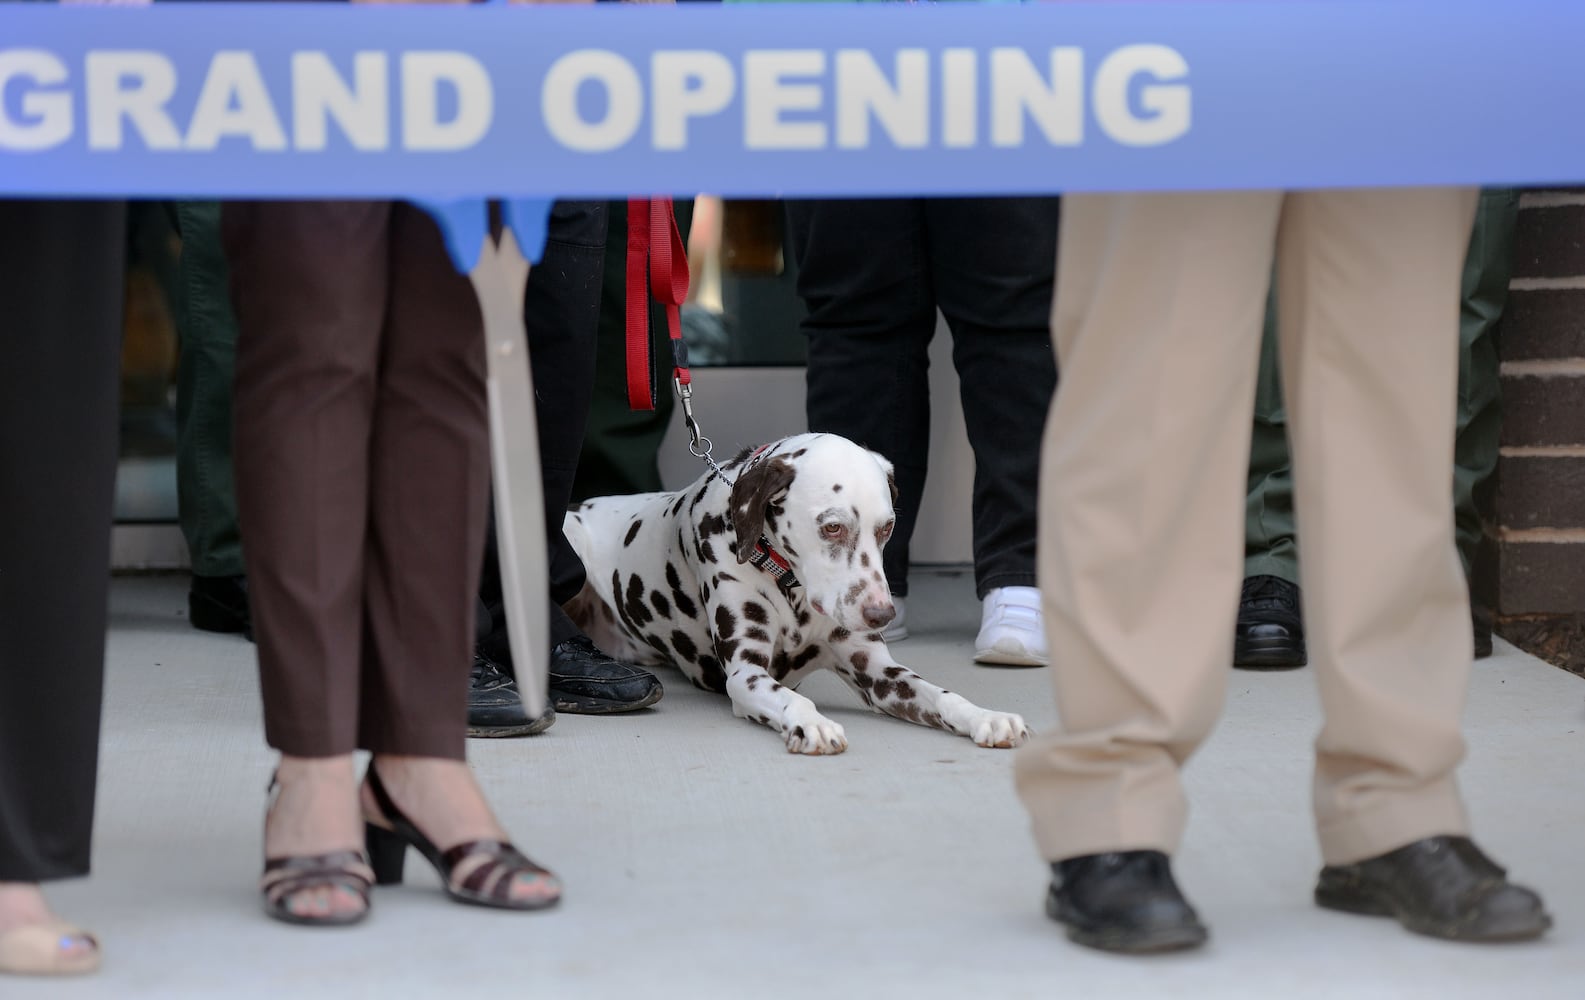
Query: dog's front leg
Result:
<box><xmin>724</xmin><ymin>663</ymin><xmax>847</xmax><ymax>755</ymax></box>
<box><xmin>827</xmin><ymin>635</ymin><xmax>1030</xmax><ymax>749</ymax></box>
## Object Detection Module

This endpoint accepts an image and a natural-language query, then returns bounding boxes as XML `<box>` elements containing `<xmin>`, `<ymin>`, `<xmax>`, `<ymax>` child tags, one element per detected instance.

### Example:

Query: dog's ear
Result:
<box><xmin>868</xmin><ymin>449</ymin><xmax>899</xmax><ymax>508</ymax></box>
<box><xmin>730</xmin><ymin>456</ymin><xmax>796</xmax><ymax>563</ymax></box>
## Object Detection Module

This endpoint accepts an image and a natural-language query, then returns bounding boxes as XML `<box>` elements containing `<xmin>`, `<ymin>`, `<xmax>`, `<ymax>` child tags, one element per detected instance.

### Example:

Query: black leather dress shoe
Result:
<box><xmin>1233</xmin><ymin>574</ymin><xmax>1306</xmax><ymax>669</ymax></box>
<box><xmin>548</xmin><ymin>636</ymin><xmax>664</xmax><ymax>714</ymax></box>
<box><xmin>1315</xmin><ymin>835</ymin><xmax>1551</xmax><ymax>942</ymax></box>
<box><xmin>189</xmin><ymin>573</ymin><xmax>253</xmax><ymax>641</ymax></box>
<box><xmin>1046</xmin><ymin>851</ymin><xmax>1208</xmax><ymax>954</ymax></box>
<box><xmin>468</xmin><ymin>653</ymin><xmax>556</xmax><ymax>738</ymax></box>
<box><xmin>1472</xmin><ymin>603</ymin><xmax>1494</xmax><ymax>660</ymax></box>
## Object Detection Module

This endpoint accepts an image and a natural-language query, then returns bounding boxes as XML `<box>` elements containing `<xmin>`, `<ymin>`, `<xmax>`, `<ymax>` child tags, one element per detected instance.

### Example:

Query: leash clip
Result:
<box><xmin>676</xmin><ymin>377</ymin><xmax>734</xmax><ymax>484</ymax></box>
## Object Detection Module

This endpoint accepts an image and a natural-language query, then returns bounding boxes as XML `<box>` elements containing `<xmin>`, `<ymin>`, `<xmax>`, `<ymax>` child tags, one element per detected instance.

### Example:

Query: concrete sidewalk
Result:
<box><xmin>18</xmin><ymin>571</ymin><xmax>1584</xmax><ymax>999</ymax></box>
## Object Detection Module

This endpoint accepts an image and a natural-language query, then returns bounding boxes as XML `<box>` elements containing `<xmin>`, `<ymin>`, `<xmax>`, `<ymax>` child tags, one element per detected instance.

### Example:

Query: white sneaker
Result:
<box><xmin>881</xmin><ymin>596</ymin><xmax>908</xmax><ymax>642</ymax></box>
<box><xmin>974</xmin><ymin>586</ymin><xmax>1048</xmax><ymax>667</ymax></box>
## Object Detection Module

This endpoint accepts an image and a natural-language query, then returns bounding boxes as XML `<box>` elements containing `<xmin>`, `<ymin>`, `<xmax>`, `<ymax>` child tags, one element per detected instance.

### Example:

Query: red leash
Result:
<box><xmin>625</xmin><ymin>198</ymin><xmax>691</xmax><ymax>411</ymax></box>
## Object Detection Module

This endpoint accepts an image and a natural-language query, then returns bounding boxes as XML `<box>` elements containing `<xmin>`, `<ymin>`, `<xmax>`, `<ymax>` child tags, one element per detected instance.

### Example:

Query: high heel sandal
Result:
<box><xmin>0</xmin><ymin>921</ymin><xmax>100</xmax><ymax>976</ymax></box>
<box><xmin>259</xmin><ymin>775</ymin><xmax>374</xmax><ymax>928</ymax></box>
<box><xmin>362</xmin><ymin>765</ymin><xmax>561</xmax><ymax>911</ymax></box>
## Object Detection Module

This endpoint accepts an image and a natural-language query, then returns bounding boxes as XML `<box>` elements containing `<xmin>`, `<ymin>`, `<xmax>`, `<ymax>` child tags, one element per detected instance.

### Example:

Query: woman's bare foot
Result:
<box><xmin>0</xmin><ymin>883</ymin><xmax>99</xmax><ymax>974</ymax></box>
<box><xmin>363</xmin><ymin>756</ymin><xmax>560</xmax><ymax>907</ymax></box>
<box><xmin>263</xmin><ymin>755</ymin><xmax>368</xmax><ymax>922</ymax></box>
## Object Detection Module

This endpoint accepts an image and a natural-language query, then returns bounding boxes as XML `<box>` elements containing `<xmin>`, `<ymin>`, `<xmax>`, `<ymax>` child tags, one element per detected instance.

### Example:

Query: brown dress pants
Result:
<box><xmin>224</xmin><ymin>201</ymin><xmax>488</xmax><ymax>760</ymax></box>
<box><xmin>1015</xmin><ymin>189</ymin><xmax>1479</xmax><ymax>867</ymax></box>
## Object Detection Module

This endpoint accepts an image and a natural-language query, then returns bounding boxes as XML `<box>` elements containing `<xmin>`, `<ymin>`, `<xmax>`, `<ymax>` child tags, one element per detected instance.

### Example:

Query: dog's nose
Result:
<box><xmin>862</xmin><ymin>602</ymin><xmax>896</xmax><ymax>629</ymax></box>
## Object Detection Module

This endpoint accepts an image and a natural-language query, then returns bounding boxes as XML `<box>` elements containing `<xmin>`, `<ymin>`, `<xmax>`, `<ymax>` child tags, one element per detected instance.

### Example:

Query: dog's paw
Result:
<box><xmin>969</xmin><ymin>711</ymin><xmax>1030</xmax><ymax>749</ymax></box>
<box><xmin>784</xmin><ymin>717</ymin><xmax>848</xmax><ymax>755</ymax></box>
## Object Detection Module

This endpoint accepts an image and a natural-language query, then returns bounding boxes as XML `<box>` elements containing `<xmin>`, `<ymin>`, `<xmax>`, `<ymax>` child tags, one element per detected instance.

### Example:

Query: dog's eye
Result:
<box><xmin>822</xmin><ymin>523</ymin><xmax>846</xmax><ymax>540</ymax></box>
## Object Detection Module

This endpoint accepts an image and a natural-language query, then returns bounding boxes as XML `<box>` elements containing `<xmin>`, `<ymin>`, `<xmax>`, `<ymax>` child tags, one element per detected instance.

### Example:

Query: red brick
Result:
<box><xmin>1497</xmin><ymin>455</ymin><xmax>1585</xmax><ymax>529</ymax></box>
<box><xmin>1498</xmin><ymin>540</ymin><xmax>1585</xmax><ymax>615</ymax></box>
<box><xmin>1499</xmin><ymin>373</ymin><xmax>1585</xmax><ymax>447</ymax></box>
<box><xmin>1501</xmin><ymin>289</ymin><xmax>1585</xmax><ymax>362</ymax></box>
<box><xmin>1512</xmin><ymin>205</ymin><xmax>1585</xmax><ymax>279</ymax></box>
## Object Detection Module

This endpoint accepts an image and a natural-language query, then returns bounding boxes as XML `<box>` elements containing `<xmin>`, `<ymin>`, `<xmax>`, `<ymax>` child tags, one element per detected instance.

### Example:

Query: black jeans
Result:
<box><xmin>786</xmin><ymin>197</ymin><xmax>1060</xmax><ymax>598</ymax></box>
<box><xmin>478</xmin><ymin>201</ymin><xmax>608</xmax><ymax>660</ymax></box>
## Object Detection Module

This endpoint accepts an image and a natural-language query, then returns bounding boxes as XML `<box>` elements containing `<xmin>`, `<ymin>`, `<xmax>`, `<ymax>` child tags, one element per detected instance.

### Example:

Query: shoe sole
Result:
<box><xmin>974</xmin><ymin>648</ymin><xmax>1047</xmax><ymax>668</ymax></box>
<box><xmin>467</xmin><ymin>715</ymin><xmax>556</xmax><ymax>738</ymax></box>
<box><xmin>189</xmin><ymin>594</ymin><xmax>250</xmax><ymax>636</ymax></box>
<box><xmin>552</xmin><ymin>685</ymin><xmax>664</xmax><ymax>716</ymax></box>
<box><xmin>1315</xmin><ymin>881</ymin><xmax>1553</xmax><ymax>943</ymax></box>
<box><xmin>1047</xmin><ymin>894</ymin><xmax>1208</xmax><ymax>954</ymax></box>
<box><xmin>1232</xmin><ymin>636</ymin><xmax>1306</xmax><ymax>669</ymax></box>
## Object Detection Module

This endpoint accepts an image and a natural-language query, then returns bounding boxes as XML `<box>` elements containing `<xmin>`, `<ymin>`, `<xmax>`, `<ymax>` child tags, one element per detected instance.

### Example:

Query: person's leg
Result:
<box><xmin>171</xmin><ymin>200</ymin><xmax>250</xmax><ymax>637</ymax></box>
<box><xmin>0</xmin><ymin>199</ymin><xmax>123</xmax><ymax>973</ymax></box>
<box><xmin>1015</xmin><ymin>189</ymin><xmax>1282</xmax><ymax>863</ymax></box>
<box><xmin>788</xmin><ymin>198</ymin><xmax>936</xmax><ymax>601</ymax></box>
<box><xmin>474</xmin><ymin>200</ymin><xmax>664</xmax><ymax>719</ymax></box>
<box><xmin>1280</xmin><ymin>189</ymin><xmax>1480</xmax><ymax>860</ymax></box>
<box><xmin>923</xmin><ymin>196</ymin><xmax>1060</xmax><ymax>664</ymax></box>
<box><xmin>1234</xmin><ymin>288</ymin><xmax>1308</xmax><ymax>668</ymax></box>
<box><xmin>225</xmin><ymin>200</ymin><xmax>389</xmax><ymax>922</ymax></box>
<box><xmin>572</xmin><ymin>199</ymin><xmax>694</xmax><ymax>501</ymax></box>
<box><xmin>1455</xmin><ymin>188</ymin><xmax>1519</xmax><ymax>656</ymax></box>
<box><xmin>1281</xmin><ymin>187</ymin><xmax>1545</xmax><ymax>941</ymax></box>
<box><xmin>359</xmin><ymin>203</ymin><xmax>557</xmax><ymax>907</ymax></box>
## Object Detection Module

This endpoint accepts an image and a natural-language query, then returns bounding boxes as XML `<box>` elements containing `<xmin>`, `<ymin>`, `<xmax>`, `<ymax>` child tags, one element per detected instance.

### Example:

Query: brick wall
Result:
<box><xmin>1494</xmin><ymin>189</ymin><xmax>1585</xmax><ymax>674</ymax></box>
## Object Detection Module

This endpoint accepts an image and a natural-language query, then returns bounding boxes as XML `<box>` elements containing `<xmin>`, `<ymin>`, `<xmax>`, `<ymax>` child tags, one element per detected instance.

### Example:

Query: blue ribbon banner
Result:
<box><xmin>3</xmin><ymin>1</ymin><xmax>1584</xmax><ymax>202</ymax></box>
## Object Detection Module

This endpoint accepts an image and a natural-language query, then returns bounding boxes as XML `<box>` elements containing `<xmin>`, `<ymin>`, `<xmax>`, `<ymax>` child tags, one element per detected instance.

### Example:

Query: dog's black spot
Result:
<box><xmin>791</xmin><ymin>449</ymin><xmax>807</xmax><ymax>458</ymax></box>
<box><xmin>745</xmin><ymin>626</ymin><xmax>771</xmax><ymax>643</ymax></box>
<box><xmin>770</xmin><ymin>649</ymin><xmax>791</xmax><ymax>680</ymax></box>
<box><xmin>691</xmin><ymin>482</ymin><xmax>711</xmax><ymax>509</ymax></box>
<box><xmin>754</xmin><ymin>714</ymin><xmax>769</xmax><ymax>725</ymax></box>
<box><xmin>742</xmin><ymin>649</ymin><xmax>770</xmax><ymax>668</ymax></box>
<box><xmin>696</xmin><ymin>654</ymin><xmax>727</xmax><ymax>693</ymax></box>
<box><xmin>860</xmin><ymin>552</ymin><xmax>870</xmax><ymax>568</ymax></box>
<box><xmin>719</xmin><ymin>572</ymin><xmax>738</xmax><ymax>584</ymax></box>
<box><xmin>853</xmin><ymin>671</ymin><xmax>875</xmax><ymax>690</ymax></box>
<box><xmin>790</xmin><ymin>646</ymin><xmax>821</xmax><ymax>671</ymax></box>
<box><xmin>830</xmin><ymin>626</ymin><xmax>850</xmax><ymax>642</ymax></box>
<box><xmin>742</xmin><ymin>601</ymin><xmax>769</xmax><ymax>625</ymax></box>
<box><xmin>699</xmin><ymin>512</ymin><xmax>729</xmax><ymax>539</ymax></box>
<box><xmin>843</xmin><ymin>581</ymin><xmax>865</xmax><ymax>605</ymax></box>
<box><xmin>644</xmin><ymin>633</ymin><xmax>669</xmax><ymax>656</ymax></box>
<box><xmin>650</xmin><ymin>591</ymin><xmax>671</xmax><ymax>618</ymax></box>
<box><xmin>895</xmin><ymin>681</ymin><xmax>916</xmax><ymax>701</ymax></box>
<box><xmin>624</xmin><ymin>575</ymin><xmax>654</xmax><ymax>627</ymax></box>
<box><xmin>864</xmin><ymin>632</ymin><xmax>884</xmax><ymax>642</ymax></box>
<box><xmin>851</xmin><ymin>651</ymin><xmax>870</xmax><ymax>672</ymax></box>
<box><xmin>746</xmin><ymin>674</ymin><xmax>761</xmax><ymax>690</ymax></box>
<box><xmin>781</xmin><ymin>541</ymin><xmax>798</xmax><ymax>559</ymax></box>
<box><xmin>832</xmin><ymin>483</ymin><xmax>842</xmax><ymax>493</ymax></box>
<box><xmin>883</xmin><ymin>665</ymin><xmax>904</xmax><ymax>678</ymax></box>
<box><xmin>791</xmin><ymin>726</ymin><xmax>806</xmax><ymax>741</ymax></box>
<box><xmin>611</xmin><ymin>569</ymin><xmax>639</xmax><ymax>632</ymax></box>
<box><xmin>699</xmin><ymin>539</ymin><xmax>717</xmax><ymax>563</ymax></box>
<box><xmin>670</xmin><ymin>630</ymin><xmax>697</xmax><ymax>662</ymax></box>
<box><xmin>874</xmin><ymin>679</ymin><xmax>895</xmax><ymax>700</ymax></box>
<box><xmin>872</xmin><ymin>571</ymin><xmax>884</xmax><ymax>584</ymax></box>
<box><xmin>665</xmin><ymin>563</ymin><xmax>699</xmax><ymax>619</ymax></box>
<box><xmin>715</xmin><ymin>605</ymin><xmax>738</xmax><ymax>638</ymax></box>
<box><xmin>797</xmin><ymin>609</ymin><xmax>812</xmax><ymax>627</ymax></box>
<box><xmin>623</xmin><ymin>520</ymin><xmax>643</xmax><ymax>547</ymax></box>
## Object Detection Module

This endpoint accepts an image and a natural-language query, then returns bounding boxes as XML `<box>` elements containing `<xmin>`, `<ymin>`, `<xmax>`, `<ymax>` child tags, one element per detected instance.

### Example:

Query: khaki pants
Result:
<box><xmin>1015</xmin><ymin>189</ymin><xmax>1479</xmax><ymax>867</ymax></box>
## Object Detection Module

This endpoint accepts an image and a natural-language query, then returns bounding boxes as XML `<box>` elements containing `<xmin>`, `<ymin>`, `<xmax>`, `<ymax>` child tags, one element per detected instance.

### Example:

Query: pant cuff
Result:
<box><xmin>976</xmin><ymin>572</ymin><xmax>1039</xmax><ymax>600</ymax></box>
<box><xmin>1315</xmin><ymin>780</ymin><xmax>1470</xmax><ymax>866</ymax></box>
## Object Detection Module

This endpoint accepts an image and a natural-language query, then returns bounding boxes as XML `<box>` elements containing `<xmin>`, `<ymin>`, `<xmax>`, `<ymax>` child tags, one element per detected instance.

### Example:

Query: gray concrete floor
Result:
<box><xmin>17</xmin><ymin>572</ymin><xmax>1585</xmax><ymax>999</ymax></box>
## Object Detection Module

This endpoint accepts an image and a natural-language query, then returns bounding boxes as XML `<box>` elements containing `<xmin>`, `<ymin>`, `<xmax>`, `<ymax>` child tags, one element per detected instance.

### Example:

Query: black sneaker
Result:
<box><xmin>1046</xmin><ymin>851</ymin><xmax>1208</xmax><ymax>954</ymax></box>
<box><xmin>548</xmin><ymin>635</ymin><xmax>664</xmax><ymax>715</ymax></box>
<box><xmin>189</xmin><ymin>573</ymin><xmax>253</xmax><ymax>641</ymax></box>
<box><xmin>1315</xmin><ymin>836</ymin><xmax>1550</xmax><ymax>942</ymax></box>
<box><xmin>468</xmin><ymin>652</ymin><xmax>555</xmax><ymax>738</ymax></box>
<box><xmin>1233</xmin><ymin>574</ymin><xmax>1306</xmax><ymax>669</ymax></box>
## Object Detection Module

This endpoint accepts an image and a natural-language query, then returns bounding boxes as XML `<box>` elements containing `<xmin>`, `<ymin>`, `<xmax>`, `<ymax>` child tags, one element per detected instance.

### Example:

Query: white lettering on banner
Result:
<box><xmin>1094</xmin><ymin>44</ymin><xmax>1190</xmax><ymax>146</ymax></box>
<box><xmin>402</xmin><ymin>52</ymin><xmax>492</xmax><ymax>151</ymax></box>
<box><xmin>941</xmin><ymin>48</ymin><xmax>977</xmax><ymax>149</ymax></box>
<box><xmin>187</xmin><ymin>52</ymin><xmax>287</xmax><ymax>151</ymax></box>
<box><xmin>835</xmin><ymin>49</ymin><xmax>928</xmax><ymax>149</ymax></box>
<box><xmin>86</xmin><ymin>51</ymin><xmax>182</xmax><ymax>150</ymax></box>
<box><xmin>542</xmin><ymin>50</ymin><xmax>643</xmax><ymax>152</ymax></box>
<box><xmin>990</xmin><ymin>47</ymin><xmax>1083</xmax><ymax>147</ymax></box>
<box><xmin>743</xmin><ymin>50</ymin><xmax>826</xmax><ymax>150</ymax></box>
<box><xmin>0</xmin><ymin>50</ymin><xmax>73</xmax><ymax>151</ymax></box>
<box><xmin>651</xmin><ymin>51</ymin><xmax>735</xmax><ymax>151</ymax></box>
<box><xmin>293</xmin><ymin>52</ymin><xmax>389</xmax><ymax>152</ymax></box>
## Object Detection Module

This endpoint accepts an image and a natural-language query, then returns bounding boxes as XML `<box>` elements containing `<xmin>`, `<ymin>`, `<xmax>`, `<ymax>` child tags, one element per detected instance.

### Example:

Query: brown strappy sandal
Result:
<box><xmin>259</xmin><ymin>776</ymin><xmax>374</xmax><ymax>927</ymax></box>
<box><xmin>362</xmin><ymin>765</ymin><xmax>561</xmax><ymax>911</ymax></box>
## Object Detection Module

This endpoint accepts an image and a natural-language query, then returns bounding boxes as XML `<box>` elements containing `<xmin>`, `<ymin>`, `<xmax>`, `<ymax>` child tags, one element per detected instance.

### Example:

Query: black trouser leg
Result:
<box><xmin>478</xmin><ymin>201</ymin><xmax>608</xmax><ymax>663</ymax></box>
<box><xmin>926</xmin><ymin>197</ymin><xmax>1060</xmax><ymax>598</ymax></box>
<box><xmin>788</xmin><ymin>198</ymin><xmax>936</xmax><ymax>597</ymax></box>
<box><xmin>0</xmin><ymin>200</ymin><xmax>125</xmax><ymax>881</ymax></box>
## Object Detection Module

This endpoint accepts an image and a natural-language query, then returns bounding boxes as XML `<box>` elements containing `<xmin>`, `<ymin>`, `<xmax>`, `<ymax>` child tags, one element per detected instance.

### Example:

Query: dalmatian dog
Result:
<box><xmin>562</xmin><ymin>432</ymin><xmax>1031</xmax><ymax>755</ymax></box>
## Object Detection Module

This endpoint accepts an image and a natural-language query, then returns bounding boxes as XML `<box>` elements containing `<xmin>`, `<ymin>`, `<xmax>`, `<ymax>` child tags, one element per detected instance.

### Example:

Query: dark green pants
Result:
<box><xmin>572</xmin><ymin>199</ymin><xmax>694</xmax><ymax>501</ymax></box>
<box><xmin>1245</xmin><ymin>188</ymin><xmax>1519</xmax><ymax>584</ymax></box>
<box><xmin>170</xmin><ymin>200</ymin><xmax>245</xmax><ymax>579</ymax></box>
